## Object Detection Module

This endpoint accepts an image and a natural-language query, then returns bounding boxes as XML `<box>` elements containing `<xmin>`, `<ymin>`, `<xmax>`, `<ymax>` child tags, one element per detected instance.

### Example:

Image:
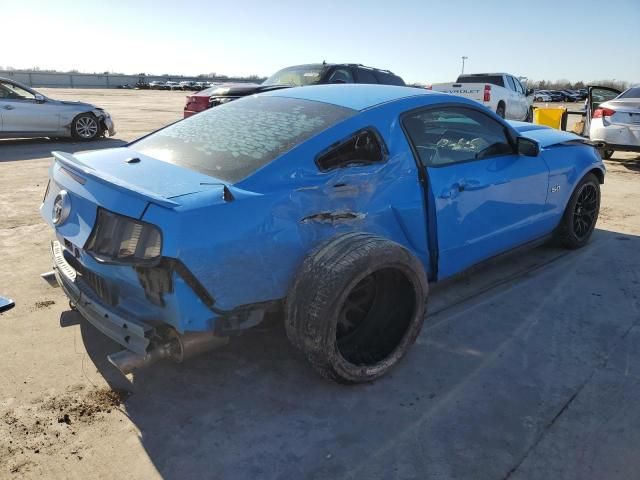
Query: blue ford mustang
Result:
<box><xmin>41</xmin><ymin>85</ymin><xmax>604</xmax><ymax>383</ymax></box>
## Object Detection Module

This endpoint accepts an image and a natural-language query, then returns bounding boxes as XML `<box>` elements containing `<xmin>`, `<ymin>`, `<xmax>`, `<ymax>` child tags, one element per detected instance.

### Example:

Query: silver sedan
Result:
<box><xmin>0</xmin><ymin>77</ymin><xmax>115</xmax><ymax>141</ymax></box>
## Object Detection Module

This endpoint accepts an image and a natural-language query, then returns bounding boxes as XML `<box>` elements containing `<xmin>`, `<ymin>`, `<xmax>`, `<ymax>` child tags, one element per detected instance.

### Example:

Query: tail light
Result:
<box><xmin>483</xmin><ymin>84</ymin><xmax>491</xmax><ymax>102</ymax></box>
<box><xmin>85</xmin><ymin>208</ymin><xmax>162</xmax><ymax>266</ymax></box>
<box><xmin>426</xmin><ymin>85</ymin><xmax>432</xmax><ymax>90</ymax></box>
<box><xmin>593</xmin><ymin>107</ymin><xmax>616</xmax><ymax>119</ymax></box>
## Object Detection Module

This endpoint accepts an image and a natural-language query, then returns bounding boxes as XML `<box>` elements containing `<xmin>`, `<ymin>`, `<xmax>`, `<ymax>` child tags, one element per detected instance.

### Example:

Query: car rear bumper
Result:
<box><xmin>51</xmin><ymin>240</ymin><xmax>153</xmax><ymax>355</ymax></box>
<box><xmin>590</xmin><ymin>119</ymin><xmax>640</xmax><ymax>149</ymax></box>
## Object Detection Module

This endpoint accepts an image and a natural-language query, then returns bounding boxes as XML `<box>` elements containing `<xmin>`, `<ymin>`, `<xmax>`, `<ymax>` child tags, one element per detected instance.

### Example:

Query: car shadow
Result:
<box><xmin>606</xmin><ymin>155</ymin><xmax>640</xmax><ymax>172</ymax></box>
<box><xmin>70</xmin><ymin>228</ymin><xmax>640</xmax><ymax>479</ymax></box>
<box><xmin>0</xmin><ymin>137</ymin><xmax>127</xmax><ymax>162</ymax></box>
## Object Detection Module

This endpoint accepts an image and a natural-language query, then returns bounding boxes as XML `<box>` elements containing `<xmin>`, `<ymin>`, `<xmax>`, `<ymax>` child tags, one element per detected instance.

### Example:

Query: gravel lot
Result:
<box><xmin>1</xmin><ymin>89</ymin><xmax>639</xmax><ymax>480</ymax></box>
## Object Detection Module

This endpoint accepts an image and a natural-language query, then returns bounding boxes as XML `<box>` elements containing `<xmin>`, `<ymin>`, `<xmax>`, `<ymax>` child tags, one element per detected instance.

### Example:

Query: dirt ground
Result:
<box><xmin>0</xmin><ymin>89</ymin><xmax>639</xmax><ymax>480</ymax></box>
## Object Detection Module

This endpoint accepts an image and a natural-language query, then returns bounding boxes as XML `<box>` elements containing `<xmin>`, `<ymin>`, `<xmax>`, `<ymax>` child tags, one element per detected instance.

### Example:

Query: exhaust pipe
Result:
<box><xmin>41</xmin><ymin>271</ymin><xmax>60</xmax><ymax>288</ymax></box>
<box><xmin>107</xmin><ymin>330</ymin><xmax>228</xmax><ymax>375</ymax></box>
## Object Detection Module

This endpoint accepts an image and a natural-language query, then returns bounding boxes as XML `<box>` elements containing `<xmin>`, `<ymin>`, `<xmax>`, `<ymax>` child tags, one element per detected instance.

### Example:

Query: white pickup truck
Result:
<box><xmin>431</xmin><ymin>73</ymin><xmax>534</xmax><ymax>121</ymax></box>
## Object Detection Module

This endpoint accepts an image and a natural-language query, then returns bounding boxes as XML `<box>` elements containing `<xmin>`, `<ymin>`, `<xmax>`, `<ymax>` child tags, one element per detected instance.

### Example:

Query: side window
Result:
<box><xmin>374</xmin><ymin>71</ymin><xmax>404</xmax><ymax>86</ymax></box>
<box><xmin>0</xmin><ymin>81</ymin><xmax>35</xmax><ymax>100</ymax></box>
<box><xmin>316</xmin><ymin>129</ymin><xmax>385</xmax><ymax>172</ymax></box>
<box><xmin>327</xmin><ymin>68</ymin><xmax>354</xmax><ymax>84</ymax></box>
<box><xmin>506</xmin><ymin>76</ymin><xmax>517</xmax><ymax>92</ymax></box>
<box><xmin>513</xmin><ymin>77</ymin><xmax>524</xmax><ymax>94</ymax></box>
<box><xmin>402</xmin><ymin>107</ymin><xmax>514</xmax><ymax>167</ymax></box>
<box><xmin>356</xmin><ymin>68</ymin><xmax>378</xmax><ymax>84</ymax></box>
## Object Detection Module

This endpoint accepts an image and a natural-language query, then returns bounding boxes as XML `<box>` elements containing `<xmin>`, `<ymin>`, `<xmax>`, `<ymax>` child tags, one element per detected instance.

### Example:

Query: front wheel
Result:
<box><xmin>556</xmin><ymin>173</ymin><xmax>601</xmax><ymax>249</ymax></box>
<box><xmin>71</xmin><ymin>113</ymin><xmax>101</xmax><ymax>140</ymax></box>
<box><xmin>285</xmin><ymin>233</ymin><xmax>428</xmax><ymax>384</ymax></box>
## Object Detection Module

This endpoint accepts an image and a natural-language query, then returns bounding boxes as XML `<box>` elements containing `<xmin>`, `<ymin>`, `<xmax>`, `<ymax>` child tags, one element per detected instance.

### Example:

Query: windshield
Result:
<box><xmin>132</xmin><ymin>95</ymin><xmax>355</xmax><ymax>183</ymax></box>
<box><xmin>263</xmin><ymin>65</ymin><xmax>325</xmax><ymax>87</ymax></box>
<box><xmin>618</xmin><ymin>87</ymin><xmax>640</xmax><ymax>99</ymax></box>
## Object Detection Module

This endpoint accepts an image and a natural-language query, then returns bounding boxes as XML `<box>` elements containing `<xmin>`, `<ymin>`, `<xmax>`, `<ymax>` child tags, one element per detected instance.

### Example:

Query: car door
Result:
<box><xmin>504</xmin><ymin>76</ymin><xmax>521</xmax><ymax>120</ymax></box>
<box><xmin>0</xmin><ymin>80</ymin><xmax>60</xmax><ymax>134</ymax></box>
<box><xmin>584</xmin><ymin>86</ymin><xmax>621</xmax><ymax>132</ymax></box>
<box><xmin>513</xmin><ymin>77</ymin><xmax>529</xmax><ymax>120</ymax></box>
<box><xmin>402</xmin><ymin>105</ymin><xmax>549</xmax><ymax>279</ymax></box>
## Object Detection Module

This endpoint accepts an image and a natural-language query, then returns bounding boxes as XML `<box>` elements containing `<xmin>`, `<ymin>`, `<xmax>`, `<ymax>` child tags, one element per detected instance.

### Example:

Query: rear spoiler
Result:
<box><xmin>52</xmin><ymin>151</ymin><xmax>180</xmax><ymax>208</ymax></box>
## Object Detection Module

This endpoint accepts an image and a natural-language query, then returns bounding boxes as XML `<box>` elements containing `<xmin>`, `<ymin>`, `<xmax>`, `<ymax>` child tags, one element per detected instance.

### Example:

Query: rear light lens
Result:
<box><xmin>426</xmin><ymin>85</ymin><xmax>433</xmax><ymax>90</ymax></box>
<box><xmin>483</xmin><ymin>84</ymin><xmax>491</xmax><ymax>102</ymax></box>
<box><xmin>85</xmin><ymin>208</ymin><xmax>162</xmax><ymax>266</ymax></box>
<box><xmin>593</xmin><ymin>107</ymin><xmax>616</xmax><ymax>119</ymax></box>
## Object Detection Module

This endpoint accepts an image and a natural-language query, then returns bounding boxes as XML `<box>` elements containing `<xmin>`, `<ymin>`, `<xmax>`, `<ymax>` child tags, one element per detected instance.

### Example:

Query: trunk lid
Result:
<box><xmin>604</xmin><ymin>99</ymin><xmax>640</xmax><ymax>126</ymax></box>
<box><xmin>41</xmin><ymin>147</ymin><xmax>231</xmax><ymax>247</ymax></box>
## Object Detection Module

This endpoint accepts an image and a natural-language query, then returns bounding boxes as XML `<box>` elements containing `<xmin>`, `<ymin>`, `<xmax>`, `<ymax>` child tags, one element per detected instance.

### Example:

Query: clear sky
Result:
<box><xmin>4</xmin><ymin>0</ymin><xmax>639</xmax><ymax>84</ymax></box>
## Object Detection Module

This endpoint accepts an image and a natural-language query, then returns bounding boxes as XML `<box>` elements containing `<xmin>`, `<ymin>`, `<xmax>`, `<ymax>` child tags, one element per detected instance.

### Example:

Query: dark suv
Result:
<box><xmin>184</xmin><ymin>63</ymin><xmax>405</xmax><ymax>117</ymax></box>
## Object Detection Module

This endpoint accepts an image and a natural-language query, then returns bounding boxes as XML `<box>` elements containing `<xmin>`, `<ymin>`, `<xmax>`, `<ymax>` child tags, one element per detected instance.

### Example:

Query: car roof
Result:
<box><xmin>279</xmin><ymin>62</ymin><xmax>397</xmax><ymax>72</ymax></box>
<box><xmin>260</xmin><ymin>84</ymin><xmax>432</xmax><ymax>111</ymax></box>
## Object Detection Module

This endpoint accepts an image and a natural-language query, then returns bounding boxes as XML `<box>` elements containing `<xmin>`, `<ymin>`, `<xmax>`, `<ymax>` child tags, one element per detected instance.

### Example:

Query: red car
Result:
<box><xmin>184</xmin><ymin>83</ymin><xmax>262</xmax><ymax>117</ymax></box>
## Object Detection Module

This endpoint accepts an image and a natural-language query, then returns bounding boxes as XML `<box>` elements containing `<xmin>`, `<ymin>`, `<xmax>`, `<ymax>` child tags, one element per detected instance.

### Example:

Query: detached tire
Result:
<box><xmin>556</xmin><ymin>173</ymin><xmax>601</xmax><ymax>249</ymax></box>
<box><xmin>286</xmin><ymin>233</ymin><xmax>428</xmax><ymax>384</ymax></box>
<box><xmin>71</xmin><ymin>113</ymin><xmax>101</xmax><ymax>141</ymax></box>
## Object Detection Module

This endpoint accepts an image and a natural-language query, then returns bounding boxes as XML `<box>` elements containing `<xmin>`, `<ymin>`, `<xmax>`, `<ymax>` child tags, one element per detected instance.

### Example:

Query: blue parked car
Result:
<box><xmin>41</xmin><ymin>85</ymin><xmax>605</xmax><ymax>383</ymax></box>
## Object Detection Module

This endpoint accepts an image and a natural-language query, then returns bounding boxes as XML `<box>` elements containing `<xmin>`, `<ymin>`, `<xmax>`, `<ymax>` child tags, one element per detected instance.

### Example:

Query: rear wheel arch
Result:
<box><xmin>496</xmin><ymin>101</ymin><xmax>506</xmax><ymax>118</ymax></box>
<box><xmin>285</xmin><ymin>232</ymin><xmax>428</xmax><ymax>383</ymax></box>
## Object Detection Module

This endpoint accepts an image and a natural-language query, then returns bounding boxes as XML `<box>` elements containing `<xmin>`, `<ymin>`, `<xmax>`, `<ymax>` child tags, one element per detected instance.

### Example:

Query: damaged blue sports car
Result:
<box><xmin>41</xmin><ymin>84</ymin><xmax>605</xmax><ymax>383</ymax></box>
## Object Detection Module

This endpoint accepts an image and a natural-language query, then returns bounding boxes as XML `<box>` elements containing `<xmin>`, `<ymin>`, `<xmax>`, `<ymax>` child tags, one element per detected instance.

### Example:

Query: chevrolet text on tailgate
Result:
<box><xmin>431</xmin><ymin>72</ymin><xmax>534</xmax><ymax>122</ymax></box>
<box><xmin>41</xmin><ymin>84</ymin><xmax>605</xmax><ymax>384</ymax></box>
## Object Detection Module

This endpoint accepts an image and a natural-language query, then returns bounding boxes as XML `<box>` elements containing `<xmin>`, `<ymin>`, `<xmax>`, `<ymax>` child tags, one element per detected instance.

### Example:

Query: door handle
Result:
<box><xmin>459</xmin><ymin>180</ymin><xmax>488</xmax><ymax>191</ymax></box>
<box><xmin>439</xmin><ymin>180</ymin><xmax>490</xmax><ymax>199</ymax></box>
<box><xmin>2</xmin><ymin>105</ymin><xmax>15</xmax><ymax>110</ymax></box>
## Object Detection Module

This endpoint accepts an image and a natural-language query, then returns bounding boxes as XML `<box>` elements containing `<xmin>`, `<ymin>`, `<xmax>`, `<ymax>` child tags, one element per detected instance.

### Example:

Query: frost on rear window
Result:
<box><xmin>132</xmin><ymin>96</ymin><xmax>354</xmax><ymax>183</ymax></box>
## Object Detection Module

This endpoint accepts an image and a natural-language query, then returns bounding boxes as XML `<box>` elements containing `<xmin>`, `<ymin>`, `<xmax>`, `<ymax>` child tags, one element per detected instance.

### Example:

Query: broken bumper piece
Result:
<box><xmin>50</xmin><ymin>240</ymin><xmax>152</xmax><ymax>355</ymax></box>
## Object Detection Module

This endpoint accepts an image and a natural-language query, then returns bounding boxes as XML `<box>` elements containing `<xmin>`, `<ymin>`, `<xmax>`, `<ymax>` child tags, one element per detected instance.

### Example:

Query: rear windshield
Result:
<box><xmin>131</xmin><ymin>96</ymin><xmax>355</xmax><ymax>183</ymax></box>
<box><xmin>618</xmin><ymin>87</ymin><xmax>640</xmax><ymax>99</ymax></box>
<box><xmin>457</xmin><ymin>75</ymin><xmax>505</xmax><ymax>87</ymax></box>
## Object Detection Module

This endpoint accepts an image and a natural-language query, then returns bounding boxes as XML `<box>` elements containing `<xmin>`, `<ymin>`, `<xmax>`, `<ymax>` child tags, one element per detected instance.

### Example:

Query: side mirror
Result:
<box><xmin>35</xmin><ymin>93</ymin><xmax>46</xmax><ymax>103</ymax></box>
<box><xmin>517</xmin><ymin>137</ymin><xmax>539</xmax><ymax>157</ymax></box>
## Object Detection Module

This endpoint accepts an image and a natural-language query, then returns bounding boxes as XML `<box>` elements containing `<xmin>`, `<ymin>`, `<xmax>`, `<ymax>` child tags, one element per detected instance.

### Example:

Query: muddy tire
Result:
<box><xmin>285</xmin><ymin>233</ymin><xmax>428</xmax><ymax>384</ymax></box>
<box><xmin>496</xmin><ymin>102</ymin><xmax>506</xmax><ymax>118</ymax></box>
<box><xmin>71</xmin><ymin>113</ymin><xmax>101</xmax><ymax>141</ymax></box>
<box><xmin>556</xmin><ymin>173</ymin><xmax>600</xmax><ymax>249</ymax></box>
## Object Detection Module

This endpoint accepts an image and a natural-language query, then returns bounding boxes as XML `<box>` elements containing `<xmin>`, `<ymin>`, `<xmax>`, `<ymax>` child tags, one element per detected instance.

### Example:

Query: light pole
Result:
<box><xmin>461</xmin><ymin>56</ymin><xmax>468</xmax><ymax>75</ymax></box>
